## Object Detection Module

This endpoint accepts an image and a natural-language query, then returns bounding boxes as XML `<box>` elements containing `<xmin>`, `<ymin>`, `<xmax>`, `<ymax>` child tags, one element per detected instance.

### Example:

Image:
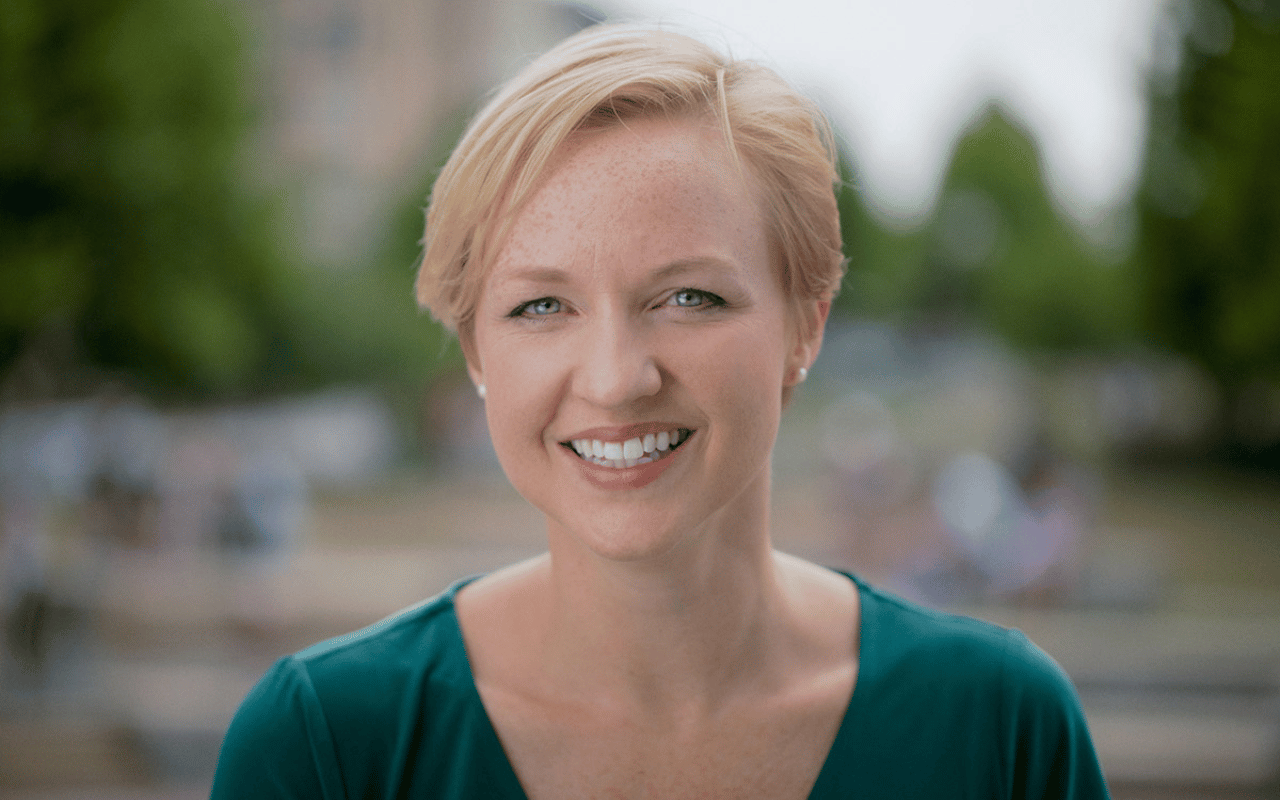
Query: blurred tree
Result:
<box><xmin>0</xmin><ymin>0</ymin><xmax>455</xmax><ymax>401</ymax></box>
<box><xmin>0</xmin><ymin>0</ymin><xmax>282</xmax><ymax>398</ymax></box>
<box><xmin>359</xmin><ymin>106</ymin><xmax>475</xmax><ymax>371</ymax></box>
<box><xmin>833</xmin><ymin>150</ymin><xmax>932</xmax><ymax>322</ymax></box>
<box><xmin>935</xmin><ymin>108</ymin><xmax>1136</xmax><ymax>349</ymax></box>
<box><xmin>835</xmin><ymin>108</ymin><xmax>1135</xmax><ymax>351</ymax></box>
<box><xmin>1133</xmin><ymin>0</ymin><xmax>1280</xmax><ymax>455</ymax></box>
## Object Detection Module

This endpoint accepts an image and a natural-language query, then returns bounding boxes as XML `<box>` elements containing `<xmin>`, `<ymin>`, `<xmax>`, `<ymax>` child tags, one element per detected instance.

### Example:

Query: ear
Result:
<box><xmin>787</xmin><ymin>299</ymin><xmax>829</xmax><ymax>385</ymax></box>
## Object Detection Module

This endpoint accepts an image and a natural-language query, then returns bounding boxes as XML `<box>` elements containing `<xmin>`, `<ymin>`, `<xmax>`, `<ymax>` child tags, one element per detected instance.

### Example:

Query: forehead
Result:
<box><xmin>489</xmin><ymin>117</ymin><xmax>767</xmax><ymax>271</ymax></box>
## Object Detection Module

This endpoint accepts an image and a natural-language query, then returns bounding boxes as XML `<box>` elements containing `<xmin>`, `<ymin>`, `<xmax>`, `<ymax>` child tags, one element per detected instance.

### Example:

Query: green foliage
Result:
<box><xmin>357</xmin><ymin>106</ymin><xmax>476</xmax><ymax>379</ymax></box>
<box><xmin>0</xmin><ymin>0</ymin><xmax>463</xmax><ymax>400</ymax></box>
<box><xmin>1134</xmin><ymin>0</ymin><xmax>1280</xmax><ymax>387</ymax></box>
<box><xmin>833</xmin><ymin>153</ymin><xmax>933</xmax><ymax>320</ymax></box>
<box><xmin>0</xmin><ymin>0</ymin><xmax>293</xmax><ymax>397</ymax></box>
<box><xmin>940</xmin><ymin>110</ymin><xmax>1136</xmax><ymax>349</ymax></box>
<box><xmin>835</xmin><ymin>108</ymin><xmax>1136</xmax><ymax>351</ymax></box>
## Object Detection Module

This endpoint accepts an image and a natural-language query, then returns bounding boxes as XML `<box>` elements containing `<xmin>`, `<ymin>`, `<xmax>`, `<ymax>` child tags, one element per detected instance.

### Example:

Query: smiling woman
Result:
<box><xmin>211</xmin><ymin>23</ymin><xmax>1112</xmax><ymax>800</ymax></box>
<box><xmin>467</xmin><ymin>116</ymin><xmax>806</xmax><ymax>547</ymax></box>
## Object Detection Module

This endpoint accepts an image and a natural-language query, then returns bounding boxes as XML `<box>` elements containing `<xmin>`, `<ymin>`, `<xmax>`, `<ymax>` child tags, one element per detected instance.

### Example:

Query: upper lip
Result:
<box><xmin>559</xmin><ymin>422</ymin><xmax>692</xmax><ymax>442</ymax></box>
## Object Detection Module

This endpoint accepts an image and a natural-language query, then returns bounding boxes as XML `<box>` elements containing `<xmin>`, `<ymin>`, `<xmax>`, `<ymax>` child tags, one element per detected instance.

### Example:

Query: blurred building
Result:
<box><xmin>252</xmin><ymin>0</ymin><xmax>603</xmax><ymax>265</ymax></box>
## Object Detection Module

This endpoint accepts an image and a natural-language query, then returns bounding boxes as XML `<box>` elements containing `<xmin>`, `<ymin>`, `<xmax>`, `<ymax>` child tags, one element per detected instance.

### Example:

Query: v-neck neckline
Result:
<box><xmin>441</xmin><ymin>570</ymin><xmax>872</xmax><ymax>800</ymax></box>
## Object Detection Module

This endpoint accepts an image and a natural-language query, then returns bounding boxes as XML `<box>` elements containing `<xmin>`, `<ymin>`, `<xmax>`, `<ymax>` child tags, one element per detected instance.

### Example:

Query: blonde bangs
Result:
<box><xmin>416</xmin><ymin>23</ymin><xmax>845</xmax><ymax>339</ymax></box>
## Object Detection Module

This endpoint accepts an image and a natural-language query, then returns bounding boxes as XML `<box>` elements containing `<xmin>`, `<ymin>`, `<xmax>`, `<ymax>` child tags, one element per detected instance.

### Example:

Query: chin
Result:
<box><xmin>546</xmin><ymin>508</ymin><xmax>699</xmax><ymax>565</ymax></box>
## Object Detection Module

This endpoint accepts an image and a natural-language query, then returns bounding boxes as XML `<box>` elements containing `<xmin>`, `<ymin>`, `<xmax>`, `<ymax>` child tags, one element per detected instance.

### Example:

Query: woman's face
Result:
<box><xmin>466</xmin><ymin>116</ymin><xmax>825</xmax><ymax>562</ymax></box>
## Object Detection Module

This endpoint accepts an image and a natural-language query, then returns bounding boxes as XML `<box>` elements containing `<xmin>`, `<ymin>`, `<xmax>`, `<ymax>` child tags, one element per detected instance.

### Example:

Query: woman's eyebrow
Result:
<box><xmin>496</xmin><ymin>258</ymin><xmax>739</xmax><ymax>287</ymax></box>
<box><xmin>650</xmin><ymin>257</ymin><xmax>740</xmax><ymax>282</ymax></box>
<box><xmin>492</xmin><ymin>266</ymin><xmax>572</xmax><ymax>287</ymax></box>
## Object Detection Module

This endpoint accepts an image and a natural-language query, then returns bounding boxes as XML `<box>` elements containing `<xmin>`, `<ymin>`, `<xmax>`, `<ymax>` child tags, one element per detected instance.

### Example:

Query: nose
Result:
<box><xmin>573</xmin><ymin>312</ymin><xmax>662</xmax><ymax>408</ymax></box>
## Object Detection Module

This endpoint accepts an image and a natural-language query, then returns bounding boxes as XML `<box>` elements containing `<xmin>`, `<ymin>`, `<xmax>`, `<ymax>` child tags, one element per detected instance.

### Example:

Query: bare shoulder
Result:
<box><xmin>773</xmin><ymin>551</ymin><xmax>860</xmax><ymax>645</ymax></box>
<box><xmin>455</xmin><ymin>554</ymin><xmax>551</xmax><ymax>610</ymax></box>
<box><xmin>769</xmin><ymin>551</ymin><xmax>861</xmax><ymax>697</ymax></box>
<box><xmin>775</xmin><ymin>551</ymin><xmax>858</xmax><ymax>596</ymax></box>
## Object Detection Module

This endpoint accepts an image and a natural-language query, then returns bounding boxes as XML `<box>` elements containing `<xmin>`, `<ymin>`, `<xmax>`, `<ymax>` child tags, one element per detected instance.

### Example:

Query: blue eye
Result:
<box><xmin>511</xmin><ymin>297</ymin><xmax>562</xmax><ymax>317</ymax></box>
<box><xmin>666</xmin><ymin>289</ymin><xmax>723</xmax><ymax>309</ymax></box>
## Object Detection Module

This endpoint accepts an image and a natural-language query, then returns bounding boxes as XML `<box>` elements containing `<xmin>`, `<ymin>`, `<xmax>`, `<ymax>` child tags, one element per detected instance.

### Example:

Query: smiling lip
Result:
<box><xmin>559</xmin><ymin>424</ymin><xmax>694</xmax><ymax>490</ymax></box>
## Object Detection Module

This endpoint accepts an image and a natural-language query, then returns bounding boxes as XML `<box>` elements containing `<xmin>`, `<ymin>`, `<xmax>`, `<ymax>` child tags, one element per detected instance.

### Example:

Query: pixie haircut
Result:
<box><xmin>415</xmin><ymin>23</ymin><xmax>845</xmax><ymax>338</ymax></box>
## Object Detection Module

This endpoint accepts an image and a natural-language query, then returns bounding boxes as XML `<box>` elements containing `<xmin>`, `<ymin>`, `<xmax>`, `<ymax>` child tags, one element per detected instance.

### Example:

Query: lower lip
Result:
<box><xmin>567</xmin><ymin>440</ymin><xmax>687</xmax><ymax>490</ymax></box>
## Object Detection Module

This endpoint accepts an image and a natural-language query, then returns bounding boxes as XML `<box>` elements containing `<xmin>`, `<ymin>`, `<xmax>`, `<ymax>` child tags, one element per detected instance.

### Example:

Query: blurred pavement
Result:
<box><xmin>1</xmin><ymin>468</ymin><xmax>1278</xmax><ymax>799</ymax></box>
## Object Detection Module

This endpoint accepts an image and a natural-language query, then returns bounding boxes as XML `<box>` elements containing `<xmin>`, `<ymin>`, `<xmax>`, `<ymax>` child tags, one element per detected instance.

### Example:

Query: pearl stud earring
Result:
<box><xmin>797</xmin><ymin>367</ymin><xmax>808</xmax><ymax>382</ymax></box>
<box><xmin>476</xmin><ymin>384</ymin><xmax>487</xmax><ymax>399</ymax></box>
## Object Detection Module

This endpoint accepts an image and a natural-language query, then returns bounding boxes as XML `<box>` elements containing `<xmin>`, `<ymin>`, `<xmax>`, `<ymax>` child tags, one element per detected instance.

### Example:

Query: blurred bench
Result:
<box><xmin>973</xmin><ymin>602</ymin><xmax>1280</xmax><ymax>797</ymax></box>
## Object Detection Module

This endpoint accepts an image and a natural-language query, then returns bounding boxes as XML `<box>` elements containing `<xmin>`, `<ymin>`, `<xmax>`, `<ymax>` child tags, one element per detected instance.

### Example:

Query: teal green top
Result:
<box><xmin>211</xmin><ymin>572</ymin><xmax>1110</xmax><ymax>799</ymax></box>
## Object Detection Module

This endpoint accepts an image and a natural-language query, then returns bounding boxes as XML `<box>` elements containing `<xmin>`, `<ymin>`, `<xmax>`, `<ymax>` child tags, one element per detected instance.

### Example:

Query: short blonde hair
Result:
<box><xmin>415</xmin><ymin>23</ymin><xmax>845</xmax><ymax>338</ymax></box>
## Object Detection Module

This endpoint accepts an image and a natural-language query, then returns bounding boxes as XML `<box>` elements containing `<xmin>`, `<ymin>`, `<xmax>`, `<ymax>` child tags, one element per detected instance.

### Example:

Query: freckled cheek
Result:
<box><xmin>481</xmin><ymin>347</ymin><xmax>565</xmax><ymax>452</ymax></box>
<box><xmin>482</xmin><ymin>331</ymin><xmax>568</xmax><ymax>387</ymax></box>
<box><xmin>683</xmin><ymin>336</ymin><xmax>786</xmax><ymax>419</ymax></box>
<box><xmin>484</xmin><ymin>408</ymin><xmax>558</xmax><ymax>493</ymax></box>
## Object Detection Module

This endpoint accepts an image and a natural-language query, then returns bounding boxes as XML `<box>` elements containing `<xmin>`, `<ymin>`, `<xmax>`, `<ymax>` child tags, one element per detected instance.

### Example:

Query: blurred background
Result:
<box><xmin>1</xmin><ymin>0</ymin><xmax>1278</xmax><ymax>797</ymax></box>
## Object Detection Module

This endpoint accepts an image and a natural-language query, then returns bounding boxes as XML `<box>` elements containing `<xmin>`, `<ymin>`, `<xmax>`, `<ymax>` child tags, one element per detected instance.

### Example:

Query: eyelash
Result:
<box><xmin>508</xmin><ymin>297</ymin><xmax>562</xmax><ymax>318</ymax></box>
<box><xmin>663</xmin><ymin>289</ymin><xmax>725</xmax><ymax>310</ymax></box>
<box><xmin>506</xmin><ymin>288</ymin><xmax>727</xmax><ymax>319</ymax></box>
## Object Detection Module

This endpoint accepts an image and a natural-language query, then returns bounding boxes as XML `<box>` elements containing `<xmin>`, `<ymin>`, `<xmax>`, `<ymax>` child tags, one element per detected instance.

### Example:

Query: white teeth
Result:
<box><xmin>566</xmin><ymin>429</ymin><xmax>688</xmax><ymax>469</ymax></box>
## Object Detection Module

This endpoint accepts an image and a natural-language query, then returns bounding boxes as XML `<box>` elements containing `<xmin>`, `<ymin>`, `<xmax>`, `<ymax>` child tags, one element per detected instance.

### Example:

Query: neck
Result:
<box><xmin>538</xmin><ymin>478</ymin><xmax>791</xmax><ymax>717</ymax></box>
